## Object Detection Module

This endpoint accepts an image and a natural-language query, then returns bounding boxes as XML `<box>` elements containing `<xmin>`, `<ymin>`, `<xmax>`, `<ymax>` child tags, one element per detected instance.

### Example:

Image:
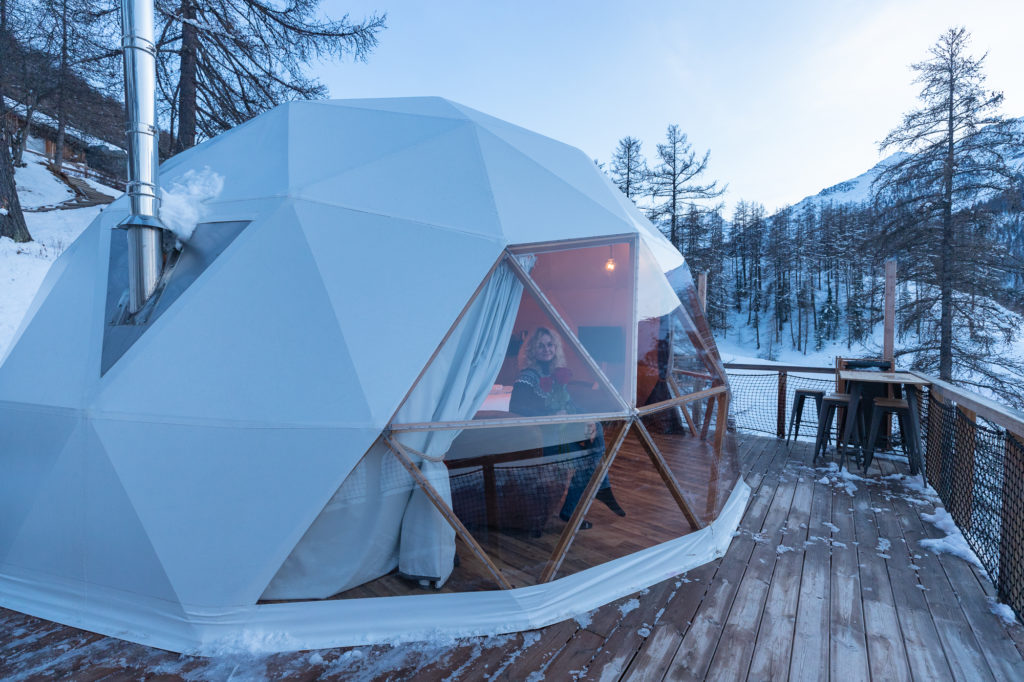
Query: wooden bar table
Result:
<box><xmin>838</xmin><ymin>370</ymin><xmax>931</xmax><ymax>474</ymax></box>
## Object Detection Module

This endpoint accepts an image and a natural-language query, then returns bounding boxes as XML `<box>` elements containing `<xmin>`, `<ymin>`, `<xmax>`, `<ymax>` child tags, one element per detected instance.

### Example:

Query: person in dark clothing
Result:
<box><xmin>509</xmin><ymin>327</ymin><xmax>625</xmax><ymax>528</ymax></box>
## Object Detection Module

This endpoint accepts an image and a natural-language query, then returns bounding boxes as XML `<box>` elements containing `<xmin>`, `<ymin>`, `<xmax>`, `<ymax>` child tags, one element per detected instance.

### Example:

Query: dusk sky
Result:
<box><xmin>319</xmin><ymin>0</ymin><xmax>1024</xmax><ymax>214</ymax></box>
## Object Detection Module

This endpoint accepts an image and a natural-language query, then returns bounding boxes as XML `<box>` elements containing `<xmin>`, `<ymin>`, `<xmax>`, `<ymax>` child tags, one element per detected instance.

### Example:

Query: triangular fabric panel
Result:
<box><xmin>93</xmin><ymin>417</ymin><xmax>379</xmax><ymax>607</ymax></box>
<box><xmin>296</xmin><ymin>202</ymin><xmax>503</xmax><ymax>425</ymax></box>
<box><xmin>452</xmin><ymin>102</ymin><xmax>633</xmax><ymax>222</ymax></box>
<box><xmin>101</xmin><ymin>220</ymin><xmax>250</xmax><ymax>375</ymax></box>
<box><xmin>474</xmin><ymin>129</ymin><xmax>636</xmax><ymax>245</ymax></box>
<box><xmin>297</xmin><ymin>123</ymin><xmax>502</xmax><ymax>238</ymax></box>
<box><xmin>0</xmin><ymin>223</ymin><xmax>100</xmax><ymax>408</ymax></box>
<box><xmin>157</xmin><ymin>106</ymin><xmax>290</xmax><ymax>204</ymax></box>
<box><xmin>94</xmin><ymin>206</ymin><xmax>373</xmax><ymax>428</ymax></box>
<box><xmin>3</xmin><ymin>421</ymin><xmax>180</xmax><ymax>603</ymax></box>
<box><xmin>0</xmin><ymin>406</ymin><xmax>80</xmax><ymax>563</ymax></box>
<box><xmin>287</xmin><ymin>103</ymin><xmax>469</xmax><ymax>193</ymax></box>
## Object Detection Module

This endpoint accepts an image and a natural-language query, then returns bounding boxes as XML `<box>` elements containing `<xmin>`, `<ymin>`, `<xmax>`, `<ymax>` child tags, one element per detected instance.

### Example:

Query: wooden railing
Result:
<box><xmin>723</xmin><ymin>360</ymin><xmax>1024</xmax><ymax>620</ymax></box>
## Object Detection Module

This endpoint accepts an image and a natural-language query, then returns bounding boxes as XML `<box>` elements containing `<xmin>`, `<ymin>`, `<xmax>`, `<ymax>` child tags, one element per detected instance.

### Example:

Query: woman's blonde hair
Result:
<box><xmin>518</xmin><ymin>326</ymin><xmax>567</xmax><ymax>370</ymax></box>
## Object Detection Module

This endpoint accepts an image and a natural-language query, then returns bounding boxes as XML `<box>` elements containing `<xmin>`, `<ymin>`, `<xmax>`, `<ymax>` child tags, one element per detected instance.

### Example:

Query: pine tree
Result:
<box><xmin>872</xmin><ymin>27</ymin><xmax>1024</xmax><ymax>384</ymax></box>
<box><xmin>647</xmin><ymin>124</ymin><xmax>724</xmax><ymax>251</ymax></box>
<box><xmin>818</xmin><ymin>284</ymin><xmax>840</xmax><ymax>350</ymax></box>
<box><xmin>609</xmin><ymin>136</ymin><xmax>647</xmax><ymax>202</ymax></box>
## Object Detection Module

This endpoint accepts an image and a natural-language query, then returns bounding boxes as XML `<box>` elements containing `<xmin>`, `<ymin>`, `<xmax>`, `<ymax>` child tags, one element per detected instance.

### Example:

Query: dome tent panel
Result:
<box><xmin>92</xmin><ymin>417</ymin><xmax>379</xmax><ymax>608</ymax></box>
<box><xmin>472</xmin><ymin>129</ymin><xmax>640</xmax><ymax>245</ymax></box>
<box><xmin>294</xmin><ymin>201</ymin><xmax>504</xmax><ymax>426</ymax></box>
<box><xmin>0</xmin><ymin>222</ymin><xmax>103</xmax><ymax>408</ymax></box>
<box><xmin>93</xmin><ymin>204</ymin><xmax>374</xmax><ymax>427</ymax></box>
<box><xmin>0</xmin><ymin>407</ymin><xmax>80</xmax><ymax>561</ymax></box>
<box><xmin>451</xmin><ymin>101</ymin><xmax>636</xmax><ymax>224</ymax></box>
<box><xmin>156</xmin><ymin>106</ymin><xmax>290</xmax><ymax>206</ymax></box>
<box><xmin>2</xmin><ymin>420</ymin><xmax>180</xmax><ymax>603</ymax></box>
<box><xmin>285</xmin><ymin>101</ymin><xmax>472</xmax><ymax>195</ymax></box>
<box><xmin>294</xmin><ymin>122</ymin><xmax>503</xmax><ymax>239</ymax></box>
<box><xmin>263</xmin><ymin>439</ymin><xmax>417</xmax><ymax>600</ymax></box>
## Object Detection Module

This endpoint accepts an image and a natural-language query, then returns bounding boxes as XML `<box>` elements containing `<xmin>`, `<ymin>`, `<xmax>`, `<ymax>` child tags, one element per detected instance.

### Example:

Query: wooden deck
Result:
<box><xmin>2</xmin><ymin>434</ymin><xmax>1024</xmax><ymax>680</ymax></box>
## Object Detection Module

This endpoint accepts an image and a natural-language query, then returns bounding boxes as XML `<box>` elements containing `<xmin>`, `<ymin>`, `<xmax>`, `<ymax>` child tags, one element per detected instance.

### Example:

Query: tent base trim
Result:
<box><xmin>0</xmin><ymin>480</ymin><xmax>750</xmax><ymax>656</ymax></box>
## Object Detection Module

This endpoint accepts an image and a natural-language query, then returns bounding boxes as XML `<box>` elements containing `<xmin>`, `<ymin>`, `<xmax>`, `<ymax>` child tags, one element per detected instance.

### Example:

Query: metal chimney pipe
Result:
<box><xmin>120</xmin><ymin>0</ymin><xmax>165</xmax><ymax>314</ymax></box>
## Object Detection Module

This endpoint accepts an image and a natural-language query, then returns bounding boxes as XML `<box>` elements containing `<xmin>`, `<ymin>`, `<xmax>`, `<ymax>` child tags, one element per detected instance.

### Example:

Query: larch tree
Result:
<box><xmin>872</xmin><ymin>27</ymin><xmax>1023</xmax><ymax>383</ymax></box>
<box><xmin>646</xmin><ymin>124</ymin><xmax>723</xmax><ymax>251</ymax></box>
<box><xmin>150</xmin><ymin>0</ymin><xmax>387</xmax><ymax>152</ymax></box>
<box><xmin>608</xmin><ymin>136</ymin><xmax>647</xmax><ymax>202</ymax></box>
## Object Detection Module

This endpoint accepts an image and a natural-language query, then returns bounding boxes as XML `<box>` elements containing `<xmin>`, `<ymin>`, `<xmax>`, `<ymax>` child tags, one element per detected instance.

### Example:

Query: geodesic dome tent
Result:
<box><xmin>0</xmin><ymin>98</ymin><xmax>748</xmax><ymax>653</ymax></box>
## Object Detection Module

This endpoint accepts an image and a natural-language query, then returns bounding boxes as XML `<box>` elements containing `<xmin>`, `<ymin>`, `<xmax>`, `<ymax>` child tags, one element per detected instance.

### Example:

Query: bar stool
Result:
<box><xmin>813</xmin><ymin>393</ymin><xmax>865</xmax><ymax>469</ymax></box>
<box><xmin>787</xmin><ymin>389</ymin><xmax>826</xmax><ymax>445</ymax></box>
<box><xmin>863</xmin><ymin>397</ymin><xmax>922</xmax><ymax>473</ymax></box>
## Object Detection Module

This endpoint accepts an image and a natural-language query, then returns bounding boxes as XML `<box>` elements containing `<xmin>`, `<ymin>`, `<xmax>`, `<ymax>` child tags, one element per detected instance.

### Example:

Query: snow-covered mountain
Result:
<box><xmin>788</xmin><ymin>116</ymin><xmax>1024</xmax><ymax>214</ymax></box>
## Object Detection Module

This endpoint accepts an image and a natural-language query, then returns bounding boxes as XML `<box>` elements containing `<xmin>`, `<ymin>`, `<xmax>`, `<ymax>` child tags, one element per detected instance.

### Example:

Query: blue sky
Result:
<box><xmin>319</xmin><ymin>1</ymin><xmax>1024</xmax><ymax>213</ymax></box>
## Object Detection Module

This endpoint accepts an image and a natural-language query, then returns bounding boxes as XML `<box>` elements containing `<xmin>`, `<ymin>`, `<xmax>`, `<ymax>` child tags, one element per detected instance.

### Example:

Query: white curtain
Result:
<box><xmin>262</xmin><ymin>258</ymin><xmax>527</xmax><ymax>598</ymax></box>
<box><xmin>394</xmin><ymin>258</ymin><xmax>528</xmax><ymax>586</ymax></box>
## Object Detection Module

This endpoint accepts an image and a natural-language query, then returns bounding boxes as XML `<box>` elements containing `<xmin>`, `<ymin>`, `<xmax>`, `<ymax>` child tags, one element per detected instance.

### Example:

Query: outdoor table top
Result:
<box><xmin>839</xmin><ymin>370</ymin><xmax>931</xmax><ymax>386</ymax></box>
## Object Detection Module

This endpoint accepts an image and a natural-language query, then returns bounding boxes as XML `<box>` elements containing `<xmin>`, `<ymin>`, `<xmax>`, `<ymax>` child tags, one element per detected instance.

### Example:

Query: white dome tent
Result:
<box><xmin>0</xmin><ymin>98</ymin><xmax>749</xmax><ymax>654</ymax></box>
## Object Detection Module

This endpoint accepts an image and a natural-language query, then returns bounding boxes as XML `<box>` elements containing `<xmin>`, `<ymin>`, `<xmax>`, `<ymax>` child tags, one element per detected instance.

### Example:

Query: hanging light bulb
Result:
<box><xmin>604</xmin><ymin>245</ymin><xmax>616</xmax><ymax>272</ymax></box>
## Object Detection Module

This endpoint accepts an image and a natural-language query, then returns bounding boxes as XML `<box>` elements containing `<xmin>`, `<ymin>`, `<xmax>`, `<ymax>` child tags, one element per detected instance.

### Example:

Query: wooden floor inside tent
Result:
<box><xmin>337</xmin><ymin>428</ymin><xmax>741</xmax><ymax>598</ymax></box>
<box><xmin>3</xmin><ymin>433</ymin><xmax>1024</xmax><ymax>680</ymax></box>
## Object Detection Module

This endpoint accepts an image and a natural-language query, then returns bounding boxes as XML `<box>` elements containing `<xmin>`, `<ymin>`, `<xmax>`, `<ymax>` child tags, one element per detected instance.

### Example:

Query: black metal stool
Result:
<box><xmin>813</xmin><ymin>393</ymin><xmax>865</xmax><ymax>469</ymax></box>
<box><xmin>863</xmin><ymin>397</ymin><xmax>922</xmax><ymax>473</ymax></box>
<box><xmin>787</xmin><ymin>388</ymin><xmax>826</xmax><ymax>445</ymax></box>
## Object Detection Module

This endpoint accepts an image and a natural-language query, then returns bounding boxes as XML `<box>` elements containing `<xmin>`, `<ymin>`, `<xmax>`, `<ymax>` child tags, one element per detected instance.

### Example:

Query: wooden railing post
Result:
<box><xmin>883</xmin><ymin>259</ymin><xmax>896</xmax><ymax>364</ymax></box>
<box><xmin>698</xmin><ymin>271</ymin><xmax>708</xmax><ymax>312</ymax></box>
<box><xmin>1000</xmin><ymin>433</ymin><xmax>1024</xmax><ymax>611</ymax></box>
<box><xmin>777</xmin><ymin>371</ymin><xmax>787</xmax><ymax>439</ymax></box>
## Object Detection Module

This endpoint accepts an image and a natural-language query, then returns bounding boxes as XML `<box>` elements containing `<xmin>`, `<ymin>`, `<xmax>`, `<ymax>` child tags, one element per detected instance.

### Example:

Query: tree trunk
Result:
<box><xmin>0</xmin><ymin>129</ymin><xmax>32</xmax><ymax>243</ymax></box>
<box><xmin>938</xmin><ymin>74</ymin><xmax>956</xmax><ymax>381</ymax></box>
<box><xmin>12</xmin><ymin>105</ymin><xmax>33</xmax><ymax>166</ymax></box>
<box><xmin>175</xmin><ymin>0</ymin><xmax>199</xmax><ymax>152</ymax></box>
<box><xmin>53</xmin><ymin>120</ymin><xmax>65</xmax><ymax>172</ymax></box>
<box><xmin>53</xmin><ymin>0</ymin><xmax>68</xmax><ymax>172</ymax></box>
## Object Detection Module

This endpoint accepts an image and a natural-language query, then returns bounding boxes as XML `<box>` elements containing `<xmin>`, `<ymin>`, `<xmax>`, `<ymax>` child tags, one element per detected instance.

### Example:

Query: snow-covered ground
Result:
<box><xmin>13</xmin><ymin>154</ymin><xmax>76</xmax><ymax>209</ymax></box>
<box><xmin>0</xmin><ymin>159</ymin><xmax>109</xmax><ymax>358</ymax></box>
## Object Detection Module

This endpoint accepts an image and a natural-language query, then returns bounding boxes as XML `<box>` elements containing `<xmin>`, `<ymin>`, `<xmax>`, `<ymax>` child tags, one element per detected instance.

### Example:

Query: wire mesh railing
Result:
<box><xmin>923</xmin><ymin>393</ymin><xmax>1024</xmax><ymax>617</ymax></box>
<box><xmin>725</xmin><ymin>369</ymin><xmax>833</xmax><ymax>440</ymax></box>
<box><xmin>724</xmin><ymin>361</ymin><xmax>1024</xmax><ymax>622</ymax></box>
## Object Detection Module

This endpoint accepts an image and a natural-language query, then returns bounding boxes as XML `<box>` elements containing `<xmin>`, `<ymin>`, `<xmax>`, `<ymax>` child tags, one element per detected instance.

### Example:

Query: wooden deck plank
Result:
<box><xmin>828</xmin><ymin>464</ymin><xmax>871</xmax><ymax>682</ymax></box>
<box><xmin>620</xmin><ymin>624</ymin><xmax>682</xmax><ymax>681</ymax></box>
<box><xmin>788</xmin><ymin>447</ymin><xmax>833</xmax><ymax>682</ymax></box>
<box><xmin>850</xmin><ymin>468</ymin><xmax>913</xmax><ymax>682</ymax></box>
<box><xmin>868</xmin><ymin>481</ymin><xmax>957</xmax><ymax>681</ymax></box>
<box><xmin>582</xmin><ymin>578</ymin><xmax>680</xmax><ymax>680</ymax></box>
<box><xmin>665</xmin><ymin>435</ymin><xmax>795</xmax><ymax>680</ymax></box>
<box><xmin>746</xmin><ymin>442</ymin><xmax>816</xmax><ymax>681</ymax></box>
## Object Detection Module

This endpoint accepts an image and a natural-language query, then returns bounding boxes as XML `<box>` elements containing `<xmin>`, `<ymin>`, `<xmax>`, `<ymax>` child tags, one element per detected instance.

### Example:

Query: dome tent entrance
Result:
<box><xmin>0</xmin><ymin>98</ymin><xmax>748</xmax><ymax>653</ymax></box>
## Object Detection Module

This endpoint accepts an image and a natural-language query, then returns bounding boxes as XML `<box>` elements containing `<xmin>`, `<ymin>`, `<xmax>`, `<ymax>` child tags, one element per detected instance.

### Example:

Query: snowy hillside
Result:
<box><xmin>0</xmin><ymin>157</ymin><xmax>113</xmax><ymax>358</ymax></box>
